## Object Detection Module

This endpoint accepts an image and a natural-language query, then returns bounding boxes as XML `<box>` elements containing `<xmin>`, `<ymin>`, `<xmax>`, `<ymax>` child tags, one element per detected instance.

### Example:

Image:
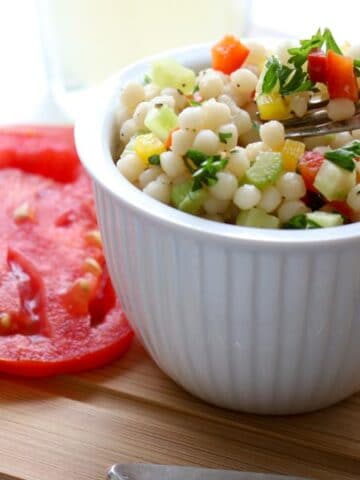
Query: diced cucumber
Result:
<box><xmin>245</xmin><ymin>152</ymin><xmax>283</xmax><ymax>189</ymax></box>
<box><xmin>151</xmin><ymin>59</ymin><xmax>196</xmax><ymax>95</ymax></box>
<box><xmin>171</xmin><ymin>180</ymin><xmax>207</xmax><ymax>215</ymax></box>
<box><xmin>306</xmin><ymin>211</ymin><xmax>344</xmax><ymax>228</ymax></box>
<box><xmin>313</xmin><ymin>159</ymin><xmax>356</xmax><ymax>201</ymax></box>
<box><xmin>236</xmin><ymin>207</ymin><xmax>280</xmax><ymax>229</ymax></box>
<box><xmin>144</xmin><ymin>105</ymin><xmax>178</xmax><ymax>142</ymax></box>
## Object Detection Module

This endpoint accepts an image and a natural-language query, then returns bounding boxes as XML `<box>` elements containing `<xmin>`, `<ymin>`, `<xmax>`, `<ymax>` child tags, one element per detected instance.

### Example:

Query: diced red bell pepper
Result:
<box><xmin>327</xmin><ymin>50</ymin><xmax>358</xmax><ymax>102</ymax></box>
<box><xmin>298</xmin><ymin>151</ymin><xmax>325</xmax><ymax>192</ymax></box>
<box><xmin>308</xmin><ymin>49</ymin><xmax>328</xmax><ymax>83</ymax></box>
<box><xmin>211</xmin><ymin>35</ymin><xmax>250</xmax><ymax>74</ymax></box>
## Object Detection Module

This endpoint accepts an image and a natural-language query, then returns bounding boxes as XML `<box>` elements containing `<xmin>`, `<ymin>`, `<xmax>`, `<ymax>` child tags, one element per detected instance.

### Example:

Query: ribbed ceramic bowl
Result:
<box><xmin>75</xmin><ymin>43</ymin><xmax>360</xmax><ymax>414</ymax></box>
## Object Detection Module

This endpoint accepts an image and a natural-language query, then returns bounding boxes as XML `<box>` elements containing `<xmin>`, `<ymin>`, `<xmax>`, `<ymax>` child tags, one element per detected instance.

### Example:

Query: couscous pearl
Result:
<box><xmin>115</xmin><ymin>106</ymin><xmax>131</xmax><ymax>128</ymax></box>
<box><xmin>160</xmin><ymin>151</ymin><xmax>186</xmax><ymax>178</ymax></box>
<box><xmin>259</xmin><ymin>120</ymin><xmax>285</xmax><ymax>150</ymax></box>
<box><xmin>178</xmin><ymin>106</ymin><xmax>205</xmax><ymax>130</ymax></box>
<box><xmin>119</xmin><ymin>118</ymin><xmax>138</xmax><ymax>144</ymax></box>
<box><xmin>133</xmin><ymin>101</ymin><xmax>151</xmax><ymax>128</ymax></box>
<box><xmin>245</xmin><ymin>141</ymin><xmax>269</xmax><ymax>163</ymax></box>
<box><xmin>117</xmin><ymin>153</ymin><xmax>145</xmax><ymax>182</ymax></box>
<box><xmin>144</xmin><ymin>83</ymin><xmax>161</xmax><ymax>100</ymax></box>
<box><xmin>171</xmin><ymin>129</ymin><xmax>195</xmax><ymax>156</ymax></box>
<box><xmin>217</xmin><ymin>123</ymin><xmax>238</xmax><ymax>151</ymax></box>
<box><xmin>143</xmin><ymin>179</ymin><xmax>171</xmax><ymax>204</ymax></box>
<box><xmin>347</xmin><ymin>184</ymin><xmax>360</xmax><ymax>212</ymax></box>
<box><xmin>330</xmin><ymin>132</ymin><xmax>353</xmax><ymax>149</ymax></box>
<box><xmin>217</xmin><ymin>94</ymin><xmax>240</xmax><ymax>115</ymax></box>
<box><xmin>150</xmin><ymin>95</ymin><xmax>176</xmax><ymax>110</ymax></box>
<box><xmin>276</xmin><ymin>172</ymin><xmax>306</xmax><ymax>200</ymax></box>
<box><xmin>232</xmin><ymin>109</ymin><xmax>252</xmax><ymax>135</ymax></box>
<box><xmin>327</xmin><ymin>98</ymin><xmax>355</xmax><ymax>121</ymax></box>
<box><xmin>156</xmin><ymin>173</ymin><xmax>171</xmax><ymax>185</ymax></box>
<box><xmin>277</xmin><ymin>200</ymin><xmax>310</xmax><ymax>223</ymax></box>
<box><xmin>226</xmin><ymin>147</ymin><xmax>250</xmax><ymax>179</ymax></box>
<box><xmin>209</xmin><ymin>171</ymin><xmax>238</xmax><ymax>201</ymax></box>
<box><xmin>203</xmin><ymin>196</ymin><xmax>230</xmax><ymax>214</ymax></box>
<box><xmin>161</xmin><ymin>87</ymin><xmax>187</xmax><ymax>110</ymax></box>
<box><xmin>192</xmin><ymin>129</ymin><xmax>220</xmax><ymax>155</ymax></box>
<box><xmin>276</xmin><ymin>40</ymin><xmax>296</xmax><ymax>64</ymax></box>
<box><xmin>245</xmin><ymin>41</ymin><xmax>267</xmax><ymax>67</ymax></box>
<box><xmin>230</xmin><ymin>68</ymin><xmax>258</xmax><ymax>97</ymax></box>
<box><xmin>199</xmin><ymin>72</ymin><xmax>224</xmax><ymax>99</ymax></box>
<box><xmin>258</xmin><ymin>186</ymin><xmax>282</xmax><ymax>213</ymax></box>
<box><xmin>289</xmin><ymin>94</ymin><xmax>308</xmax><ymax>118</ymax></box>
<box><xmin>313</xmin><ymin>146</ymin><xmax>331</xmax><ymax>155</ymax></box>
<box><xmin>204</xmin><ymin>213</ymin><xmax>225</xmax><ymax>222</ymax></box>
<box><xmin>138</xmin><ymin>166</ymin><xmax>162</xmax><ymax>189</ymax></box>
<box><xmin>233</xmin><ymin>184</ymin><xmax>261</xmax><ymax>210</ymax></box>
<box><xmin>201</xmin><ymin>99</ymin><xmax>231</xmax><ymax>129</ymax></box>
<box><xmin>120</xmin><ymin>82</ymin><xmax>145</xmax><ymax>112</ymax></box>
<box><xmin>245</xmin><ymin>100</ymin><xmax>260</xmax><ymax>121</ymax></box>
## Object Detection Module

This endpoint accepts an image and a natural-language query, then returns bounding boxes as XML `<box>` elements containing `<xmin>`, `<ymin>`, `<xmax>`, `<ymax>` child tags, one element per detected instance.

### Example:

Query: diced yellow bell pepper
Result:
<box><xmin>257</xmin><ymin>94</ymin><xmax>291</xmax><ymax>121</ymax></box>
<box><xmin>134</xmin><ymin>133</ymin><xmax>165</xmax><ymax>163</ymax></box>
<box><xmin>281</xmin><ymin>139</ymin><xmax>305</xmax><ymax>171</ymax></box>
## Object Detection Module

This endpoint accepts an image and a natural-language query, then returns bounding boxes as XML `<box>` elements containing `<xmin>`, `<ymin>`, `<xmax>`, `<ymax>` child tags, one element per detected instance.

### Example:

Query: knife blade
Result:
<box><xmin>107</xmin><ymin>464</ymin><xmax>311</xmax><ymax>480</ymax></box>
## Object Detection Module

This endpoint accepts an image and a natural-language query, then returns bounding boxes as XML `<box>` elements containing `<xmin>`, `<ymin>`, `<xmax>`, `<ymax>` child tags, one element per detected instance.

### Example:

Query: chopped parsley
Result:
<box><xmin>218</xmin><ymin>132</ymin><xmax>233</xmax><ymax>144</ymax></box>
<box><xmin>283</xmin><ymin>214</ymin><xmax>320</xmax><ymax>229</ymax></box>
<box><xmin>324</xmin><ymin>140</ymin><xmax>360</xmax><ymax>172</ymax></box>
<box><xmin>185</xmin><ymin>149</ymin><xmax>228</xmax><ymax>191</ymax></box>
<box><xmin>189</xmin><ymin>100</ymin><xmax>202</xmax><ymax>107</ymax></box>
<box><xmin>143</xmin><ymin>74</ymin><xmax>151</xmax><ymax>85</ymax></box>
<box><xmin>148</xmin><ymin>154</ymin><xmax>161</xmax><ymax>165</ymax></box>
<box><xmin>193</xmin><ymin>84</ymin><xmax>200</xmax><ymax>93</ymax></box>
<box><xmin>261</xmin><ymin>56</ymin><xmax>313</xmax><ymax>96</ymax></box>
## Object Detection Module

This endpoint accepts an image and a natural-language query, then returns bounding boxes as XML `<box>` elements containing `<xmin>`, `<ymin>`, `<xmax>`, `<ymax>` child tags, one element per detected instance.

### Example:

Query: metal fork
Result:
<box><xmin>258</xmin><ymin>98</ymin><xmax>360</xmax><ymax>139</ymax></box>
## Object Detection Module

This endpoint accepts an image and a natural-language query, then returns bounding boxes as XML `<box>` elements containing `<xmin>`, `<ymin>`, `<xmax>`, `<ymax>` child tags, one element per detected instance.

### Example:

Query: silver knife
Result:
<box><xmin>107</xmin><ymin>464</ymin><xmax>311</xmax><ymax>480</ymax></box>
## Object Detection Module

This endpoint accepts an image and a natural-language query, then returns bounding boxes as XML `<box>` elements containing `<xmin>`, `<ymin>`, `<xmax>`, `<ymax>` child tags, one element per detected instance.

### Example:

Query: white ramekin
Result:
<box><xmin>75</xmin><ymin>43</ymin><xmax>360</xmax><ymax>414</ymax></box>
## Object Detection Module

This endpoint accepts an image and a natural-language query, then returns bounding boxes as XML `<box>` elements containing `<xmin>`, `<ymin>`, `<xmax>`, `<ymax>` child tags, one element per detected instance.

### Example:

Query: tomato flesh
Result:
<box><xmin>308</xmin><ymin>49</ymin><xmax>328</xmax><ymax>83</ymax></box>
<box><xmin>298</xmin><ymin>151</ymin><xmax>325</xmax><ymax>192</ymax></box>
<box><xmin>212</xmin><ymin>35</ymin><xmax>250</xmax><ymax>74</ymax></box>
<box><xmin>0</xmin><ymin>127</ymin><xmax>133</xmax><ymax>377</ymax></box>
<box><xmin>327</xmin><ymin>50</ymin><xmax>358</xmax><ymax>102</ymax></box>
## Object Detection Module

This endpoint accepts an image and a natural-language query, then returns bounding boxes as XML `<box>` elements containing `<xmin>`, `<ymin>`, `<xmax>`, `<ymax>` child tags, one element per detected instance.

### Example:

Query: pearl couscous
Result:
<box><xmin>115</xmin><ymin>29</ymin><xmax>360</xmax><ymax>229</ymax></box>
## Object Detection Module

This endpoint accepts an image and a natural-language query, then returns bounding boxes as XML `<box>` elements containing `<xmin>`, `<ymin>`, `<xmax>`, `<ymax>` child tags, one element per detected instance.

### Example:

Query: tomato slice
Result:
<box><xmin>327</xmin><ymin>51</ymin><xmax>358</xmax><ymax>102</ymax></box>
<box><xmin>308</xmin><ymin>49</ymin><xmax>328</xmax><ymax>84</ymax></box>
<box><xmin>298</xmin><ymin>151</ymin><xmax>325</xmax><ymax>192</ymax></box>
<box><xmin>0</xmin><ymin>127</ymin><xmax>133</xmax><ymax>377</ymax></box>
<box><xmin>0</xmin><ymin>125</ymin><xmax>80</xmax><ymax>182</ymax></box>
<box><xmin>212</xmin><ymin>35</ymin><xmax>250</xmax><ymax>74</ymax></box>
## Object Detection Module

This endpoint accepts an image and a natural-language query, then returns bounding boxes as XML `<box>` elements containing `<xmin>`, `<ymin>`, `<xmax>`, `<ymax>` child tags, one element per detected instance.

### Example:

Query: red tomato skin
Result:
<box><xmin>0</xmin><ymin>125</ymin><xmax>79</xmax><ymax>182</ymax></box>
<box><xmin>212</xmin><ymin>35</ymin><xmax>250</xmax><ymax>74</ymax></box>
<box><xmin>327</xmin><ymin>51</ymin><xmax>358</xmax><ymax>102</ymax></box>
<box><xmin>308</xmin><ymin>50</ymin><xmax>328</xmax><ymax>83</ymax></box>
<box><xmin>298</xmin><ymin>151</ymin><xmax>325</xmax><ymax>192</ymax></box>
<box><xmin>0</xmin><ymin>127</ymin><xmax>133</xmax><ymax>377</ymax></box>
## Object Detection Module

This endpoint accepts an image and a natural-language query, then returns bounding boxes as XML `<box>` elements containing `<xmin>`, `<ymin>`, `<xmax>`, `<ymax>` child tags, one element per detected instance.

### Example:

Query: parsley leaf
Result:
<box><xmin>354</xmin><ymin>59</ymin><xmax>360</xmax><ymax>77</ymax></box>
<box><xmin>193</xmin><ymin>84</ymin><xmax>200</xmax><ymax>93</ymax></box>
<box><xmin>185</xmin><ymin>150</ymin><xmax>228</xmax><ymax>191</ymax></box>
<box><xmin>323</xmin><ymin>28</ymin><xmax>342</xmax><ymax>54</ymax></box>
<box><xmin>148</xmin><ymin>154</ymin><xmax>160</xmax><ymax>165</ymax></box>
<box><xmin>143</xmin><ymin>74</ymin><xmax>151</xmax><ymax>85</ymax></box>
<box><xmin>261</xmin><ymin>56</ymin><xmax>314</xmax><ymax>96</ymax></box>
<box><xmin>324</xmin><ymin>140</ymin><xmax>360</xmax><ymax>172</ymax></box>
<box><xmin>218</xmin><ymin>132</ymin><xmax>233</xmax><ymax>144</ymax></box>
<box><xmin>283</xmin><ymin>213</ymin><xmax>320</xmax><ymax>229</ymax></box>
<box><xmin>288</xmin><ymin>28</ymin><xmax>324</xmax><ymax>68</ymax></box>
<box><xmin>189</xmin><ymin>100</ymin><xmax>202</xmax><ymax>107</ymax></box>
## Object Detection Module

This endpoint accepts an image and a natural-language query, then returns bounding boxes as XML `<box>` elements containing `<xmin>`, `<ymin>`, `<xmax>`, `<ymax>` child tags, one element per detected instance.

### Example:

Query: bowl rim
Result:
<box><xmin>75</xmin><ymin>40</ymin><xmax>360</xmax><ymax>249</ymax></box>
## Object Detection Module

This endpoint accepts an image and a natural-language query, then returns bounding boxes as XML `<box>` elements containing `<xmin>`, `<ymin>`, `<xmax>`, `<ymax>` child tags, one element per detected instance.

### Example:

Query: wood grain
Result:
<box><xmin>0</xmin><ymin>340</ymin><xmax>359</xmax><ymax>480</ymax></box>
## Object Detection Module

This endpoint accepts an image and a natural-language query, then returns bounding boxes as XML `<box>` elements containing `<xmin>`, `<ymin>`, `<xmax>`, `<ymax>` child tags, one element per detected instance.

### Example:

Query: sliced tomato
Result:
<box><xmin>0</xmin><ymin>127</ymin><xmax>133</xmax><ymax>377</ymax></box>
<box><xmin>211</xmin><ymin>35</ymin><xmax>250</xmax><ymax>74</ymax></box>
<box><xmin>308</xmin><ymin>49</ymin><xmax>328</xmax><ymax>83</ymax></box>
<box><xmin>327</xmin><ymin>51</ymin><xmax>358</xmax><ymax>102</ymax></box>
<box><xmin>0</xmin><ymin>125</ymin><xmax>80</xmax><ymax>182</ymax></box>
<box><xmin>298</xmin><ymin>151</ymin><xmax>325</xmax><ymax>192</ymax></box>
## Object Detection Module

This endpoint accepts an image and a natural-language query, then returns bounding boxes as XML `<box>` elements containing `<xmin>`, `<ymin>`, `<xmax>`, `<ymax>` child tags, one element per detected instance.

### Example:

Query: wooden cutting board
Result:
<box><xmin>0</xmin><ymin>339</ymin><xmax>360</xmax><ymax>480</ymax></box>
